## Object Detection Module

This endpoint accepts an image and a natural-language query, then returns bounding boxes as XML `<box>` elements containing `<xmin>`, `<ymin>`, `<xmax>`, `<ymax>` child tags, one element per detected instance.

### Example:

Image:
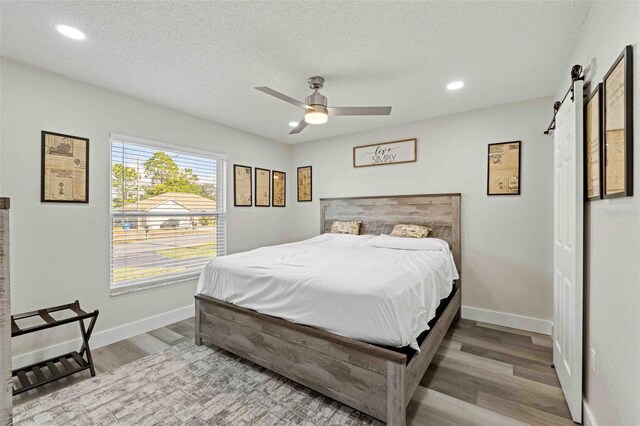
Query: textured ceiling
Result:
<box><xmin>0</xmin><ymin>1</ymin><xmax>590</xmax><ymax>144</ymax></box>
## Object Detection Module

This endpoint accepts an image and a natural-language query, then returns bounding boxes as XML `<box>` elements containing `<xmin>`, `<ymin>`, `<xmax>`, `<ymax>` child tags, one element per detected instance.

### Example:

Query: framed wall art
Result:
<box><xmin>585</xmin><ymin>83</ymin><xmax>603</xmax><ymax>201</ymax></box>
<box><xmin>272</xmin><ymin>170</ymin><xmax>286</xmax><ymax>207</ymax></box>
<box><xmin>233</xmin><ymin>164</ymin><xmax>252</xmax><ymax>207</ymax></box>
<box><xmin>297</xmin><ymin>166</ymin><xmax>312</xmax><ymax>202</ymax></box>
<box><xmin>487</xmin><ymin>140</ymin><xmax>521</xmax><ymax>196</ymax></box>
<box><xmin>41</xmin><ymin>131</ymin><xmax>89</xmax><ymax>203</ymax></box>
<box><xmin>603</xmin><ymin>45</ymin><xmax>633</xmax><ymax>198</ymax></box>
<box><xmin>255</xmin><ymin>168</ymin><xmax>271</xmax><ymax>207</ymax></box>
<box><xmin>353</xmin><ymin>138</ymin><xmax>416</xmax><ymax>168</ymax></box>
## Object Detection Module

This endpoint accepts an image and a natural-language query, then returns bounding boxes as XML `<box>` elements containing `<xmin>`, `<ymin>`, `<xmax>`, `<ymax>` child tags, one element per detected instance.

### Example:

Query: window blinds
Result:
<box><xmin>110</xmin><ymin>134</ymin><xmax>226</xmax><ymax>293</ymax></box>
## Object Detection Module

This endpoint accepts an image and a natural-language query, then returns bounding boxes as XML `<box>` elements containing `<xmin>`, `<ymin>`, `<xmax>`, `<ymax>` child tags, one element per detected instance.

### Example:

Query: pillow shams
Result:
<box><xmin>330</xmin><ymin>220</ymin><xmax>361</xmax><ymax>235</ymax></box>
<box><xmin>389</xmin><ymin>224</ymin><xmax>432</xmax><ymax>238</ymax></box>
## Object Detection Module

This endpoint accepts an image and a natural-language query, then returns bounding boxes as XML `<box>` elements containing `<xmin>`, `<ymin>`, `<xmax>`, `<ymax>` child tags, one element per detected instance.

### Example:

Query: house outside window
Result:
<box><xmin>110</xmin><ymin>134</ymin><xmax>226</xmax><ymax>295</ymax></box>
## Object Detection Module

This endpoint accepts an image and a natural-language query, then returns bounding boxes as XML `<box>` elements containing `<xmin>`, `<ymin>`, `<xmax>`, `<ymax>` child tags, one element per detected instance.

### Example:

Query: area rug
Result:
<box><xmin>13</xmin><ymin>342</ymin><xmax>381</xmax><ymax>425</ymax></box>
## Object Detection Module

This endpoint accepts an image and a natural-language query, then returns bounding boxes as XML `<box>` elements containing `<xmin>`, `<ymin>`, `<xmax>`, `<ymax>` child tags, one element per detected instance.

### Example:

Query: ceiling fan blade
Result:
<box><xmin>255</xmin><ymin>86</ymin><xmax>311</xmax><ymax>110</ymax></box>
<box><xmin>289</xmin><ymin>120</ymin><xmax>309</xmax><ymax>135</ymax></box>
<box><xmin>328</xmin><ymin>106</ymin><xmax>392</xmax><ymax>116</ymax></box>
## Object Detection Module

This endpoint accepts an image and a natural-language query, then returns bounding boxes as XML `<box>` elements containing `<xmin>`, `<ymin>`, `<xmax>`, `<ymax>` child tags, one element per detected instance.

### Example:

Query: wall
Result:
<box><xmin>0</xmin><ymin>59</ymin><xmax>293</xmax><ymax>362</ymax></box>
<box><xmin>557</xmin><ymin>2</ymin><xmax>640</xmax><ymax>425</ymax></box>
<box><xmin>290</xmin><ymin>97</ymin><xmax>554</xmax><ymax>327</ymax></box>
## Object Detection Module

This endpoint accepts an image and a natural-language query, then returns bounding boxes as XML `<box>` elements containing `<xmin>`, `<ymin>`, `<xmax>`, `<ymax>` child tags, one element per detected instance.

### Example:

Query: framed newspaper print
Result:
<box><xmin>487</xmin><ymin>141</ymin><xmax>521</xmax><ymax>196</ymax></box>
<box><xmin>254</xmin><ymin>167</ymin><xmax>270</xmax><ymax>207</ymax></box>
<box><xmin>603</xmin><ymin>45</ymin><xmax>633</xmax><ymax>198</ymax></box>
<box><xmin>272</xmin><ymin>170</ymin><xmax>286</xmax><ymax>207</ymax></box>
<box><xmin>585</xmin><ymin>83</ymin><xmax>604</xmax><ymax>201</ymax></box>
<box><xmin>297</xmin><ymin>166</ymin><xmax>312</xmax><ymax>202</ymax></box>
<box><xmin>41</xmin><ymin>131</ymin><xmax>89</xmax><ymax>203</ymax></box>
<box><xmin>353</xmin><ymin>138</ymin><xmax>416</xmax><ymax>168</ymax></box>
<box><xmin>233</xmin><ymin>164</ymin><xmax>252</xmax><ymax>207</ymax></box>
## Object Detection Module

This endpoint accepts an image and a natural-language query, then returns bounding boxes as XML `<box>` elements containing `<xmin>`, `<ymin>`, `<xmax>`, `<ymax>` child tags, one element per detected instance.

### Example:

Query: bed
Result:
<box><xmin>195</xmin><ymin>193</ymin><xmax>461</xmax><ymax>425</ymax></box>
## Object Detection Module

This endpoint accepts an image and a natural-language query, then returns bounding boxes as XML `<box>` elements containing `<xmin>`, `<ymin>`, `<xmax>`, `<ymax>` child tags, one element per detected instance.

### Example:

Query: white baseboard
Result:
<box><xmin>461</xmin><ymin>305</ymin><xmax>552</xmax><ymax>335</ymax></box>
<box><xmin>13</xmin><ymin>303</ymin><xmax>550</xmax><ymax>368</ymax></box>
<box><xmin>12</xmin><ymin>304</ymin><xmax>194</xmax><ymax>369</ymax></box>
<box><xmin>583</xmin><ymin>399</ymin><xmax>598</xmax><ymax>426</ymax></box>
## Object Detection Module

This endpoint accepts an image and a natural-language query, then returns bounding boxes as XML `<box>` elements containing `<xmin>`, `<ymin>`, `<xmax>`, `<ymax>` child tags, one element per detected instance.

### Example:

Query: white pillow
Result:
<box><xmin>367</xmin><ymin>234</ymin><xmax>449</xmax><ymax>251</ymax></box>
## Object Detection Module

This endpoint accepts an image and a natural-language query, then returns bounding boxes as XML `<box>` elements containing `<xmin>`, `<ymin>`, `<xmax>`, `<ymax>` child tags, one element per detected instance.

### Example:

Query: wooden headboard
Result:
<box><xmin>319</xmin><ymin>193</ymin><xmax>462</xmax><ymax>272</ymax></box>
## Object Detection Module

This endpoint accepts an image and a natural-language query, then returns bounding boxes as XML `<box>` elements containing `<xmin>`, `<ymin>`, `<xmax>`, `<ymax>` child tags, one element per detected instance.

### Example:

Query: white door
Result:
<box><xmin>553</xmin><ymin>79</ymin><xmax>583</xmax><ymax>423</ymax></box>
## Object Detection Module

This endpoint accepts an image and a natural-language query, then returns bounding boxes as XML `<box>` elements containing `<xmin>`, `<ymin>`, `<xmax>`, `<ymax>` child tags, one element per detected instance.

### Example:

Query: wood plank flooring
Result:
<box><xmin>13</xmin><ymin>318</ymin><xmax>572</xmax><ymax>425</ymax></box>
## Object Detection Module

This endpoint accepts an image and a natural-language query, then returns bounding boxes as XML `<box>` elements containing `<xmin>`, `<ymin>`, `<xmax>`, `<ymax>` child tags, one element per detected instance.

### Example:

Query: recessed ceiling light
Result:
<box><xmin>56</xmin><ymin>25</ymin><xmax>86</xmax><ymax>40</ymax></box>
<box><xmin>446</xmin><ymin>81</ymin><xmax>464</xmax><ymax>90</ymax></box>
<box><xmin>289</xmin><ymin>121</ymin><xmax>299</xmax><ymax>127</ymax></box>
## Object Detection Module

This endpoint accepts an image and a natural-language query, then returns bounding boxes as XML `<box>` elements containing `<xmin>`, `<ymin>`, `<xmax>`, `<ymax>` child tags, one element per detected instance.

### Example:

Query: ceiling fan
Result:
<box><xmin>255</xmin><ymin>76</ymin><xmax>392</xmax><ymax>135</ymax></box>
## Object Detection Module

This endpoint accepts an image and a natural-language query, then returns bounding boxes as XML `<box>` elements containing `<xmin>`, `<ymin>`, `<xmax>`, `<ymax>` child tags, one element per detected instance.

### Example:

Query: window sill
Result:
<box><xmin>110</xmin><ymin>273</ymin><xmax>200</xmax><ymax>297</ymax></box>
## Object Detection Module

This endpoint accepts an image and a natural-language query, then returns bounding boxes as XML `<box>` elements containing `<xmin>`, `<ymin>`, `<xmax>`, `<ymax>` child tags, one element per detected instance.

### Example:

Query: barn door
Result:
<box><xmin>553</xmin><ymin>79</ymin><xmax>584</xmax><ymax>423</ymax></box>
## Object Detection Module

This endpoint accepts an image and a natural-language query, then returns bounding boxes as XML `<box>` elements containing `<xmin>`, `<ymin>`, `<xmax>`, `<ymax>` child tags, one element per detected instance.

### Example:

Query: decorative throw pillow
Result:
<box><xmin>389</xmin><ymin>224</ymin><xmax>431</xmax><ymax>238</ymax></box>
<box><xmin>330</xmin><ymin>220</ymin><xmax>361</xmax><ymax>235</ymax></box>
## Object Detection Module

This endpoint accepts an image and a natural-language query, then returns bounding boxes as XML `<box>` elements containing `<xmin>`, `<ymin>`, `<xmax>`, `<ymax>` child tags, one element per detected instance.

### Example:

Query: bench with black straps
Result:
<box><xmin>11</xmin><ymin>300</ymin><xmax>98</xmax><ymax>395</ymax></box>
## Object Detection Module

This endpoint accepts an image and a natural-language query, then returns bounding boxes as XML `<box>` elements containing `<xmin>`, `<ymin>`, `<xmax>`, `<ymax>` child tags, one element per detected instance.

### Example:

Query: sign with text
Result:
<box><xmin>353</xmin><ymin>138</ymin><xmax>416</xmax><ymax>168</ymax></box>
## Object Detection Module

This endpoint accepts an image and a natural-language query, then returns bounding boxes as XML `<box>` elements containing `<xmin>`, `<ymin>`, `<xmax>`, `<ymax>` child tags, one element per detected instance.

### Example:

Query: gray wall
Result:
<box><xmin>557</xmin><ymin>2</ymin><xmax>640</xmax><ymax>424</ymax></box>
<box><xmin>290</xmin><ymin>97</ymin><xmax>554</xmax><ymax>322</ymax></box>
<box><xmin>1</xmin><ymin>60</ymin><xmax>558</xmax><ymax>359</ymax></box>
<box><xmin>0</xmin><ymin>59</ymin><xmax>293</xmax><ymax>358</ymax></box>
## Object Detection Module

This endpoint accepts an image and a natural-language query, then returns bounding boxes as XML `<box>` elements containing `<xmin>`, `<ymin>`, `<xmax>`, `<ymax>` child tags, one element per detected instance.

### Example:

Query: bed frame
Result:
<box><xmin>195</xmin><ymin>193</ymin><xmax>461</xmax><ymax>425</ymax></box>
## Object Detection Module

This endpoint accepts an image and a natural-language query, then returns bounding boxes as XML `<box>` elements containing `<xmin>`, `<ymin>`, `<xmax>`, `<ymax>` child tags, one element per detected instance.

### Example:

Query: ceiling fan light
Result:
<box><xmin>304</xmin><ymin>106</ymin><xmax>328</xmax><ymax>124</ymax></box>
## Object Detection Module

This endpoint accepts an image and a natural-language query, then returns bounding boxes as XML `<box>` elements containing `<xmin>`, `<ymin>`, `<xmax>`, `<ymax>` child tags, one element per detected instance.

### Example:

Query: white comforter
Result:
<box><xmin>196</xmin><ymin>233</ymin><xmax>459</xmax><ymax>349</ymax></box>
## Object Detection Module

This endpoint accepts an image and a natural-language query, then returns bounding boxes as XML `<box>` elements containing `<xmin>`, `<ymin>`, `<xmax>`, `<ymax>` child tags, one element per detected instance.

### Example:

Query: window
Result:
<box><xmin>110</xmin><ymin>134</ymin><xmax>226</xmax><ymax>295</ymax></box>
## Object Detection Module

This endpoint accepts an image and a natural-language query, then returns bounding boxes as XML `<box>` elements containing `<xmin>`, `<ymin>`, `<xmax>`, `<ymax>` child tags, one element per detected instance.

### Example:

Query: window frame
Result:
<box><xmin>109</xmin><ymin>133</ymin><xmax>227</xmax><ymax>296</ymax></box>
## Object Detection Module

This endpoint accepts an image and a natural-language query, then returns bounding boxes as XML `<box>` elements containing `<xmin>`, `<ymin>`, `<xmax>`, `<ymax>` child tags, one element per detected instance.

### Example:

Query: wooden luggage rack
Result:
<box><xmin>11</xmin><ymin>301</ymin><xmax>99</xmax><ymax>395</ymax></box>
